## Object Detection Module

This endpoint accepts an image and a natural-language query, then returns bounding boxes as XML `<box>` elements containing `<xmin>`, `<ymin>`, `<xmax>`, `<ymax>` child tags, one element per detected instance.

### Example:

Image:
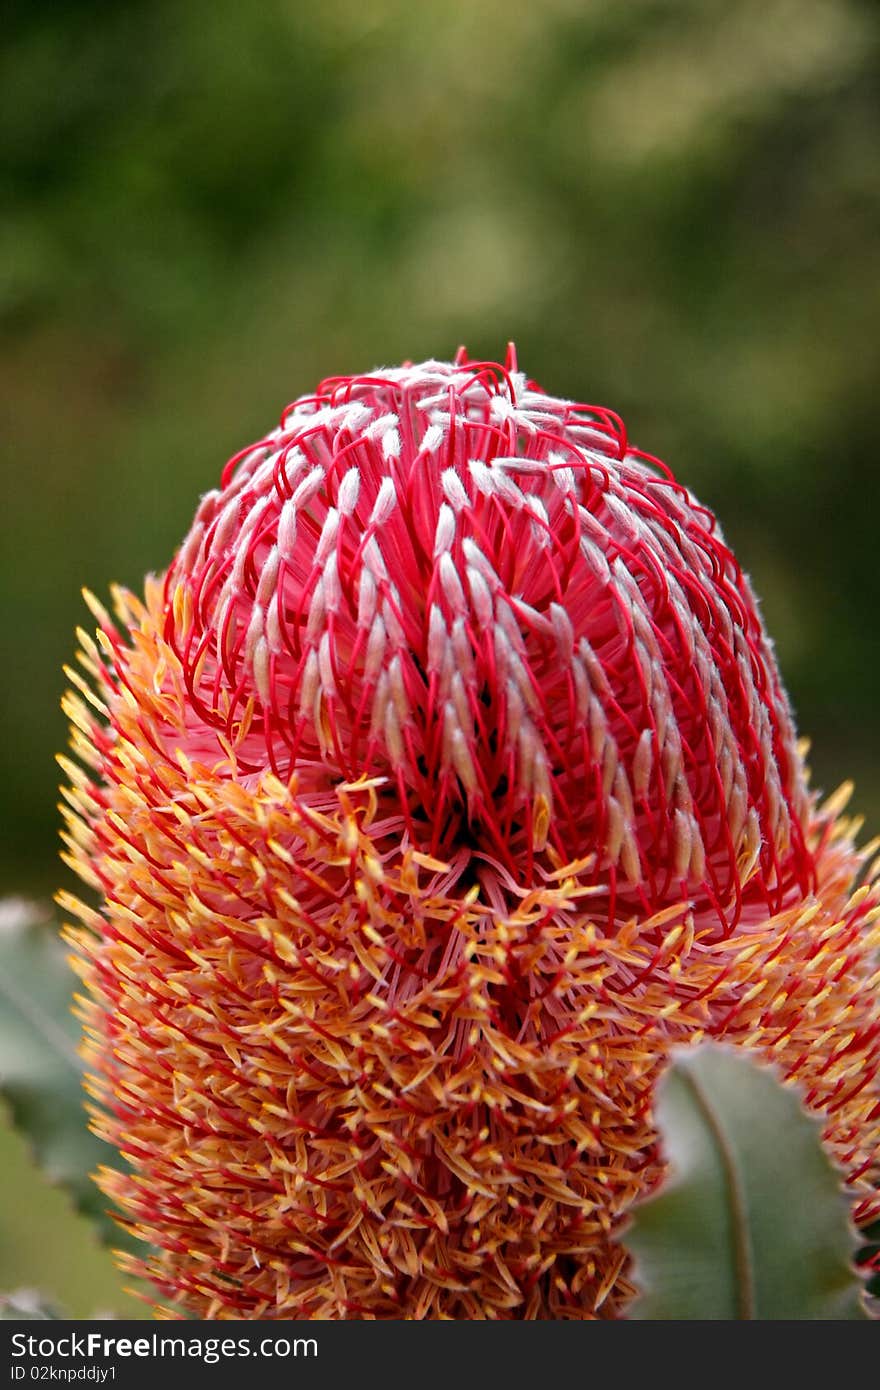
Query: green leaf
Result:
<box><xmin>626</xmin><ymin>1042</ymin><xmax>867</xmax><ymax>1320</ymax></box>
<box><xmin>0</xmin><ymin>899</ymin><xmax>129</xmax><ymax>1248</ymax></box>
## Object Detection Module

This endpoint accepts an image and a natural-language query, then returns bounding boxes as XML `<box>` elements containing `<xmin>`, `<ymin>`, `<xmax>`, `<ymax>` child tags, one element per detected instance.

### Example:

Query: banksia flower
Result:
<box><xmin>59</xmin><ymin>349</ymin><xmax>880</xmax><ymax>1319</ymax></box>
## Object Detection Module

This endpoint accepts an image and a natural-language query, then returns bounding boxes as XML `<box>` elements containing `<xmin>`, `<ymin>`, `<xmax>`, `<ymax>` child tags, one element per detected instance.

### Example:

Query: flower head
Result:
<box><xmin>60</xmin><ymin>349</ymin><xmax>880</xmax><ymax>1318</ymax></box>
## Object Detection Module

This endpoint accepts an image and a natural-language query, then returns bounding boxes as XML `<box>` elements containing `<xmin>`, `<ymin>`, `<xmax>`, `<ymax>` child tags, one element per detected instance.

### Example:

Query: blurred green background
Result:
<box><xmin>1</xmin><ymin>0</ymin><xmax>879</xmax><ymax>1315</ymax></box>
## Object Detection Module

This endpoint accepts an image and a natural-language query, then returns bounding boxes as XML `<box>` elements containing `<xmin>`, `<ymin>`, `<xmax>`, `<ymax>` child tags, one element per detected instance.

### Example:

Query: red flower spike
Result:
<box><xmin>59</xmin><ymin>352</ymin><xmax>880</xmax><ymax>1319</ymax></box>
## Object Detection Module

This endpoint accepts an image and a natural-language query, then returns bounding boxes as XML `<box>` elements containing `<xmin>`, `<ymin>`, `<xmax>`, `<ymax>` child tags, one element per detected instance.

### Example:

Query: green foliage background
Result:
<box><xmin>1</xmin><ymin>0</ymin><xmax>878</xmax><ymax>1314</ymax></box>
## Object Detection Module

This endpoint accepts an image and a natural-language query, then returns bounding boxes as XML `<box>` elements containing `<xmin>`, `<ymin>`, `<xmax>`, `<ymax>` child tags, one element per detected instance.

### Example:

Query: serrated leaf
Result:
<box><xmin>626</xmin><ymin>1042</ymin><xmax>867</xmax><ymax>1320</ymax></box>
<box><xmin>0</xmin><ymin>899</ymin><xmax>130</xmax><ymax>1248</ymax></box>
<box><xmin>0</xmin><ymin>1290</ymin><xmax>63</xmax><ymax>1320</ymax></box>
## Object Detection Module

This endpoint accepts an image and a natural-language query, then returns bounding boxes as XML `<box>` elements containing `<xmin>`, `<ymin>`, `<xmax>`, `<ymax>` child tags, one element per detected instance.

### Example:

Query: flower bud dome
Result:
<box><xmin>166</xmin><ymin>351</ymin><xmax>811</xmax><ymax>937</ymax></box>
